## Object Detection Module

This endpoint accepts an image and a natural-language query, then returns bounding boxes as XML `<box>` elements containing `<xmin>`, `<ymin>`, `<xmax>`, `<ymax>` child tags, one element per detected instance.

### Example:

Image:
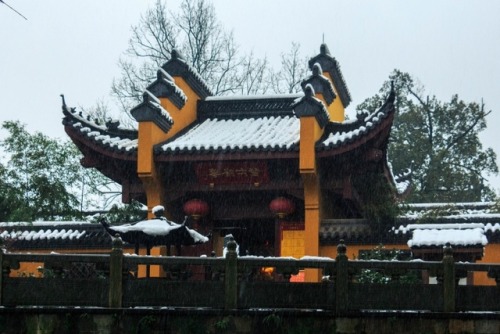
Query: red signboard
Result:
<box><xmin>195</xmin><ymin>161</ymin><xmax>269</xmax><ymax>185</ymax></box>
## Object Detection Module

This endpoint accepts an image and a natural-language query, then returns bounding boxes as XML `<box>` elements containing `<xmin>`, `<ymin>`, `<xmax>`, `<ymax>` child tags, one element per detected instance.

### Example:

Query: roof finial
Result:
<box><xmin>320</xmin><ymin>43</ymin><xmax>330</xmax><ymax>56</ymax></box>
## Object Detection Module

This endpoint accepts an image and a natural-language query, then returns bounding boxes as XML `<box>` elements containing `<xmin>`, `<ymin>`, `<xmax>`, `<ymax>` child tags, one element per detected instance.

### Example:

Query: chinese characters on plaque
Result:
<box><xmin>195</xmin><ymin>161</ymin><xmax>269</xmax><ymax>185</ymax></box>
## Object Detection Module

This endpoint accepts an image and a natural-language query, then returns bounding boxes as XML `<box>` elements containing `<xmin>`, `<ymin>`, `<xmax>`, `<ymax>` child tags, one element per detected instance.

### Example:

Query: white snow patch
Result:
<box><xmin>408</xmin><ymin>228</ymin><xmax>487</xmax><ymax>247</ymax></box>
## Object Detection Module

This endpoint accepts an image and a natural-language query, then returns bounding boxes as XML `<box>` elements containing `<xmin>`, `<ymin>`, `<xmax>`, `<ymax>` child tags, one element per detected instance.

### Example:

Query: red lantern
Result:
<box><xmin>269</xmin><ymin>197</ymin><xmax>295</xmax><ymax>218</ymax></box>
<box><xmin>183</xmin><ymin>199</ymin><xmax>209</xmax><ymax>220</ymax></box>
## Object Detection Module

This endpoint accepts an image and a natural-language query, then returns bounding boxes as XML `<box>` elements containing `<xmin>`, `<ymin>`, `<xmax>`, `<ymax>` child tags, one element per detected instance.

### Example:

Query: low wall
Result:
<box><xmin>0</xmin><ymin>307</ymin><xmax>498</xmax><ymax>334</ymax></box>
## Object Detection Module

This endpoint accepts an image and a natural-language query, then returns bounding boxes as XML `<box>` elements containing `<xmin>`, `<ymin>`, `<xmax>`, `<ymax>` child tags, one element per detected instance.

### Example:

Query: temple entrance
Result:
<box><xmin>213</xmin><ymin>219</ymin><xmax>276</xmax><ymax>257</ymax></box>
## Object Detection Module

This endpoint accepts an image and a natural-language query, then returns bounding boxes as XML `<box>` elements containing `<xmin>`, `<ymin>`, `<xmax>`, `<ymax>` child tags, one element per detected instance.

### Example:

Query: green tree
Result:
<box><xmin>93</xmin><ymin>200</ymin><xmax>147</xmax><ymax>225</ymax></box>
<box><xmin>356</xmin><ymin>244</ymin><xmax>420</xmax><ymax>284</ymax></box>
<box><xmin>0</xmin><ymin>121</ymin><xmax>111</xmax><ymax>221</ymax></box>
<box><xmin>357</xmin><ymin>70</ymin><xmax>498</xmax><ymax>203</ymax></box>
<box><xmin>0</xmin><ymin>163</ymin><xmax>23</xmax><ymax>221</ymax></box>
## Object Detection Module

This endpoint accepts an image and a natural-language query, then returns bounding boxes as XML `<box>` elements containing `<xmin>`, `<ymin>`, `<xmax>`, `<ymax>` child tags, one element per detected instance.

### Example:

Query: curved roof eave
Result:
<box><xmin>62</xmin><ymin>103</ymin><xmax>139</xmax><ymax>184</ymax></box>
<box><xmin>62</xmin><ymin>104</ymin><xmax>138</xmax><ymax>161</ymax></box>
<box><xmin>64</xmin><ymin>125</ymin><xmax>138</xmax><ymax>162</ymax></box>
<box><xmin>317</xmin><ymin>91</ymin><xmax>395</xmax><ymax>158</ymax></box>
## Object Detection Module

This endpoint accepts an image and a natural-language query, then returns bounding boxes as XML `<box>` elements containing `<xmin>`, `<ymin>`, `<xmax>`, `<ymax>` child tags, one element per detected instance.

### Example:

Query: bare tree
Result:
<box><xmin>236</xmin><ymin>52</ymin><xmax>270</xmax><ymax>95</ymax></box>
<box><xmin>270</xmin><ymin>42</ymin><xmax>309</xmax><ymax>94</ymax></box>
<box><xmin>111</xmin><ymin>0</ymin><xmax>313</xmax><ymax>122</ymax></box>
<box><xmin>112</xmin><ymin>0</ymin><xmax>259</xmax><ymax>115</ymax></box>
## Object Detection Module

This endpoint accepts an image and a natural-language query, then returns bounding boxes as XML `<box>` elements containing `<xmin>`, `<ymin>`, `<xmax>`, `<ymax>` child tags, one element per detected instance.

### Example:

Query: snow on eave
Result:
<box><xmin>405</xmin><ymin>223</ymin><xmax>485</xmax><ymax>230</ymax></box>
<box><xmin>405</xmin><ymin>202</ymin><xmax>497</xmax><ymax>209</ymax></box>
<box><xmin>205</xmin><ymin>93</ymin><xmax>303</xmax><ymax>101</ymax></box>
<box><xmin>398</xmin><ymin>202</ymin><xmax>500</xmax><ymax>220</ymax></box>
<box><xmin>0</xmin><ymin>221</ymin><xmax>91</xmax><ymax>227</ymax></box>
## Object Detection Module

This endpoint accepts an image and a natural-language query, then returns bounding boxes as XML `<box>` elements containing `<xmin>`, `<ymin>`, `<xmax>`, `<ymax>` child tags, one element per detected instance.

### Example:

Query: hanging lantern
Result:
<box><xmin>269</xmin><ymin>197</ymin><xmax>295</xmax><ymax>218</ymax></box>
<box><xmin>183</xmin><ymin>199</ymin><xmax>209</xmax><ymax>220</ymax></box>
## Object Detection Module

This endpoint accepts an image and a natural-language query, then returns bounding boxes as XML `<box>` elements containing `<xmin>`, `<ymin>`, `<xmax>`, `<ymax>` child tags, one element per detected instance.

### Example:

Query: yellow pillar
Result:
<box><xmin>299</xmin><ymin>116</ymin><xmax>323</xmax><ymax>282</ymax></box>
<box><xmin>136</xmin><ymin>121</ymin><xmax>168</xmax><ymax>276</ymax></box>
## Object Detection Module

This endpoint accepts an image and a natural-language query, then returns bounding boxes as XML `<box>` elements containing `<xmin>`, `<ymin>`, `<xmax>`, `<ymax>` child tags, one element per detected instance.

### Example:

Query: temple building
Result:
<box><xmin>61</xmin><ymin>44</ymin><xmax>399</xmax><ymax>279</ymax></box>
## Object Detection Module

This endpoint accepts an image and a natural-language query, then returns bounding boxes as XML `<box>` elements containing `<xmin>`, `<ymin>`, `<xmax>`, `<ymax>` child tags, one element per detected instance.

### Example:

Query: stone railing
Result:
<box><xmin>1</xmin><ymin>237</ymin><xmax>500</xmax><ymax>313</ymax></box>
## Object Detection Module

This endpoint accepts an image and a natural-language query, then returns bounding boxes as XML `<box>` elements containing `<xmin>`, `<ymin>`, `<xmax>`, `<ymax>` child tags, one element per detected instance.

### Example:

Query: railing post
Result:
<box><xmin>443</xmin><ymin>243</ymin><xmax>455</xmax><ymax>312</ymax></box>
<box><xmin>224</xmin><ymin>239</ymin><xmax>238</xmax><ymax>310</ymax></box>
<box><xmin>109</xmin><ymin>235</ymin><xmax>123</xmax><ymax>308</ymax></box>
<box><xmin>335</xmin><ymin>239</ymin><xmax>348</xmax><ymax>314</ymax></box>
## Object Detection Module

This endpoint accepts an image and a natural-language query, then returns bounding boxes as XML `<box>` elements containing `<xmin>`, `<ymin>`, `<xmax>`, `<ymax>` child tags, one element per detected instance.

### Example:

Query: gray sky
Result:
<box><xmin>1</xmin><ymin>0</ymin><xmax>500</xmax><ymax>192</ymax></box>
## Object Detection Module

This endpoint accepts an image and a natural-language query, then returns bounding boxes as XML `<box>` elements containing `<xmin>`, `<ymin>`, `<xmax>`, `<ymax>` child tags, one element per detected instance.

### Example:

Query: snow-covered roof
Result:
<box><xmin>76</xmin><ymin>122</ymin><xmax>138</xmax><ymax>152</ymax></box>
<box><xmin>109</xmin><ymin>219</ymin><xmax>181</xmax><ymax>236</ymax></box>
<box><xmin>402</xmin><ymin>224</ymin><xmax>489</xmax><ymax>248</ymax></box>
<box><xmin>62</xmin><ymin>106</ymin><xmax>138</xmax><ymax>154</ymax></box>
<box><xmin>0</xmin><ymin>228</ymin><xmax>86</xmax><ymax>241</ymax></box>
<box><xmin>399</xmin><ymin>202</ymin><xmax>500</xmax><ymax>221</ymax></box>
<box><xmin>395</xmin><ymin>203</ymin><xmax>500</xmax><ymax>248</ymax></box>
<box><xmin>155</xmin><ymin>88</ymin><xmax>394</xmax><ymax>156</ymax></box>
<box><xmin>409</xmin><ymin>228</ymin><xmax>487</xmax><ymax>248</ymax></box>
<box><xmin>320</xmin><ymin>89</ymin><xmax>395</xmax><ymax>150</ymax></box>
<box><xmin>320</xmin><ymin>202</ymin><xmax>500</xmax><ymax>247</ymax></box>
<box><xmin>158</xmin><ymin>116</ymin><xmax>300</xmax><ymax>154</ymax></box>
<box><xmin>109</xmin><ymin>219</ymin><xmax>208</xmax><ymax>243</ymax></box>
<box><xmin>0</xmin><ymin>222</ymin><xmax>113</xmax><ymax>250</ymax></box>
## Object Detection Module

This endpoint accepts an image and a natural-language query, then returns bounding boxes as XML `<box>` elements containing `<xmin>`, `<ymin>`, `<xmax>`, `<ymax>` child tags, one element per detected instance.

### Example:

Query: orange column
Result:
<box><xmin>299</xmin><ymin>116</ymin><xmax>323</xmax><ymax>282</ymax></box>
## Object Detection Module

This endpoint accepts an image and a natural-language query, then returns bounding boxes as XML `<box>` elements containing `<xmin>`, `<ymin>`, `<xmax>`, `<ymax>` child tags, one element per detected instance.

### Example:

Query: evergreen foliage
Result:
<box><xmin>93</xmin><ymin>200</ymin><xmax>147</xmax><ymax>224</ymax></box>
<box><xmin>356</xmin><ymin>244</ymin><xmax>420</xmax><ymax>284</ymax></box>
<box><xmin>0</xmin><ymin>121</ymin><xmax>112</xmax><ymax>221</ymax></box>
<box><xmin>353</xmin><ymin>172</ymin><xmax>400</xmax><ymax>234</ymax></box>
<box><xmin>357</xmin><ymin>70</ymin><xmax>498</xmax><ymax>202</ymax></box>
